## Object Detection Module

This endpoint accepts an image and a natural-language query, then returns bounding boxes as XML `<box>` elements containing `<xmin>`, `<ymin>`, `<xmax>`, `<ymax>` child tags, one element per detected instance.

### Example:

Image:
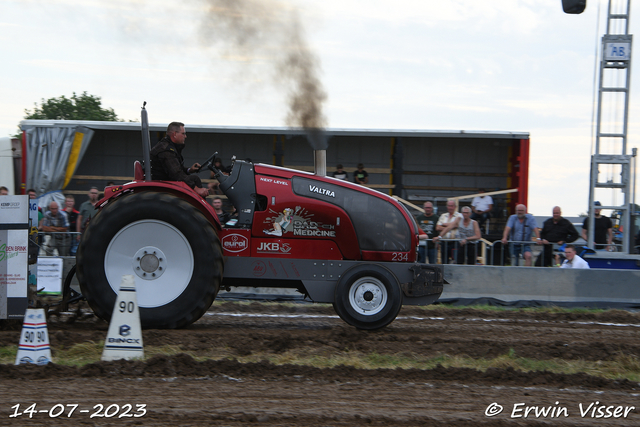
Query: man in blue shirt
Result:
<box><xmin>41</xmin><ymin>201</ymin><xmax>70</xmax><ymax>256</ymax></box>
<box><xmin>501</xmin><ymin>204</ymin><xmax>541</xmax><ymax>266</ymax></box>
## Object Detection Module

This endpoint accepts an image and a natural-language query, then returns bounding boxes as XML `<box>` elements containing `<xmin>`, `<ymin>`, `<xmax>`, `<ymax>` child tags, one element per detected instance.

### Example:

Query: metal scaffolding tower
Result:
<box><xmin>589</xmin><ymin>0</ymin><xmax>636</xmax><ymax>253</ymax></box>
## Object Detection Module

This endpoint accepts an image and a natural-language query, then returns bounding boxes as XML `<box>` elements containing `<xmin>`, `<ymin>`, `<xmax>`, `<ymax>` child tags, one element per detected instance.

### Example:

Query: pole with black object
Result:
<box><xmin>141</xmin><ymin>102</ymin><xmax>152</xmax><ymax>182</ymax></box>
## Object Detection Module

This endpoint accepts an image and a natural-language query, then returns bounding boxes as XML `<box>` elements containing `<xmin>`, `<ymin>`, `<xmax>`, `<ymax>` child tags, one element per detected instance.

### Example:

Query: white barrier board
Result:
<box><xmin>36</xmin><ymin>257</ymin><xmax>64</xmax><ymax>294</ymax></box>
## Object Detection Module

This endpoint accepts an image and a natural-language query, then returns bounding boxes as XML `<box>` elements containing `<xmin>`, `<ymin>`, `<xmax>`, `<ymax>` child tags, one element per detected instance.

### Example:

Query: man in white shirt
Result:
<box><xmin>434</xmin><ymin>200</ymin><xmax>463</xmax><ymax>264</ymax></box>
<box><xmin>560</xmin><ymin>245</ymin><xmax>590</xmax><ymax>269</ymax></box>
<box><xmin>471</xmin><ymin>189</ymin><xmax>493</xmax><ymax>232</ymax></box>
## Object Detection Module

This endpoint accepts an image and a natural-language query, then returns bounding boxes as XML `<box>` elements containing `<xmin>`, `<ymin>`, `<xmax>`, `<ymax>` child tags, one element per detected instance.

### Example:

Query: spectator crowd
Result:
<box><xmin>415</xmin><ymin>196</ymin><xmax>612</xmax><ymax>269</ymax></box>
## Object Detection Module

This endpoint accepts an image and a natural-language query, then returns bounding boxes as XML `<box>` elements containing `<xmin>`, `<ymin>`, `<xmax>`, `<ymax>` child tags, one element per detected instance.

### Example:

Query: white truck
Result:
<box><xmin>0</xmin><ymin>137</ymin><xmax>14</xmax><ymax>194</ymax></box>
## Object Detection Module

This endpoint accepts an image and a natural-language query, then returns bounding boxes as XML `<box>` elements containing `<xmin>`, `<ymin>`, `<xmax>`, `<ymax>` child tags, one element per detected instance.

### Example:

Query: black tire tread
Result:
<box><xmin>333</xmin><ymin>263</ymin><xmax>402</xmax><ymax>330</ymax></box>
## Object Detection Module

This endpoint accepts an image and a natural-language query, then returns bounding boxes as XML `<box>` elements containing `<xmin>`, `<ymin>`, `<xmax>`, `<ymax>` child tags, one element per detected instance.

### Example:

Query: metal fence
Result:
<box><xmin>34</xmin><ymin>231</ymin><xmax>80</xmax><ymax>258</ymax></box>
<box><xmin>35</xmin><ymin>233</ymin><xmax>636</xmax><ymax>266</ymax></box>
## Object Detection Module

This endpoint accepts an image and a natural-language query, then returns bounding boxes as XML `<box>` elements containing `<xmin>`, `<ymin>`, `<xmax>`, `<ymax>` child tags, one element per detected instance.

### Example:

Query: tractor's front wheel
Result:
<box><xmin>333</xmin><ymin>264</ymin><xmax>403</xmax><ymax>330</ymax></box>
<box><xmin>76</xmin><ymin>192</ymin><xmax>222</xmax><ymax>329</ymax></box>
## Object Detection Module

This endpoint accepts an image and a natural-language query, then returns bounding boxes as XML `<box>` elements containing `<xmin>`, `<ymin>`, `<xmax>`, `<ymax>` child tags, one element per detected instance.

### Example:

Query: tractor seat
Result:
<box><xmin>134</xmin><ymin>160</ymin><xmax>145</xmax><ymax>181</ymax></box>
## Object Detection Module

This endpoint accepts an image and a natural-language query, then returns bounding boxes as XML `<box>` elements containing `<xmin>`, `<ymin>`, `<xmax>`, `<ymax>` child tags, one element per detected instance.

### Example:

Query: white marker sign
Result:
<box><xmin>102</xmin><ymin>275</ymin><xmax>144</xmax><ymax>361</ymax></box>
<box><xmin>605</xmin><ymin>43</ymin><xmax>631</xmax><ymax>61</ymax></box>
<box><xmin>15</xmin><ymin>308</ymin><xmax>51</xmax><ymax>365</ymax></box>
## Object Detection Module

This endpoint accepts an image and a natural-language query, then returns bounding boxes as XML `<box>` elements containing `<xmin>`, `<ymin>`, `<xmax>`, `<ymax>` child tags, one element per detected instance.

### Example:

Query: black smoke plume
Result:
<box><xmin>198</xmin><ymin>0</ymin><xmax>328</xmax><ymax>149</ymax></box>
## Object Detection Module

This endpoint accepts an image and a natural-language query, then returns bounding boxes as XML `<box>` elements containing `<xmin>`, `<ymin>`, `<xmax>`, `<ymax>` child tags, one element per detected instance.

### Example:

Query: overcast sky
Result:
<box><xmin>1</xmin><ymin>0</ymin><xmax>638</xmax><ymax>217</ymax></box>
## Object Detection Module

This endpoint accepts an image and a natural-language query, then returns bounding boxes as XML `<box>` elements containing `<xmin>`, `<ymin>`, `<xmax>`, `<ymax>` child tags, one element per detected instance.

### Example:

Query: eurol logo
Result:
<box><xmin>222</xmin><ymin>234</ymin><xmax>249</xmax><ymax>253</ymax></box>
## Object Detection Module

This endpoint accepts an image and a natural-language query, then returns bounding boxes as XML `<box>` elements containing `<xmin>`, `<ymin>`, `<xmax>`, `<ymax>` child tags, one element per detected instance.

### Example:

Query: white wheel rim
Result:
<box><xmin>105</xmin><ymin>220</ymin><xmax>194</xmax><ymax>308</ymax></box>
<box><xmin>348</xmin><ymin>276</ymin><xmax>388</xmax><ymax>315</ymax></box>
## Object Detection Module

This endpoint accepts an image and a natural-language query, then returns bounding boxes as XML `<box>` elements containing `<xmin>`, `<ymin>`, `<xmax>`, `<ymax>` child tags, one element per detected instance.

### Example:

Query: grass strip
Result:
<box><xmin>1</xmin><ymin>344</ymin><xmax>638</xmax><ymax>382</ymax></box>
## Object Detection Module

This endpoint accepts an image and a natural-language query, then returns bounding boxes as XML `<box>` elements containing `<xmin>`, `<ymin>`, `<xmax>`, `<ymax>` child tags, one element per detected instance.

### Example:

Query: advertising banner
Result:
<box><xmin>0</xmin><ymin>195</ymin><xmax>29</xmax><ymax>319</ymax></box>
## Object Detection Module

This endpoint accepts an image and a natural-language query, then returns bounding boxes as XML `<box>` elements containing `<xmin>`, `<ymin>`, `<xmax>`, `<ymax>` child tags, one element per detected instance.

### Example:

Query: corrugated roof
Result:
<box><xmin>19</xmin><ymin>119</ymin><xmax>529</xmax><ymax>139</ymax></box>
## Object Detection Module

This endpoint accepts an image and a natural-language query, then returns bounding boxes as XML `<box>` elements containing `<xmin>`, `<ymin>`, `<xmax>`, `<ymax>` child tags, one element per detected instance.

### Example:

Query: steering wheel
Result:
<box><xmin>196</xmin><ymin>152</ymin><xmax>218</xmax><ymax>173</ymax></box>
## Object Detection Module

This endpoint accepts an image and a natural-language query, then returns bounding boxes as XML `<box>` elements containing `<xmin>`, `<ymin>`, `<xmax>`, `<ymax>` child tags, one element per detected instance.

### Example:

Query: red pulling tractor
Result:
<box><xmin>76</xmin><ymin>108</ymin><xmax>444</xmax><ymax>330</ymax></box>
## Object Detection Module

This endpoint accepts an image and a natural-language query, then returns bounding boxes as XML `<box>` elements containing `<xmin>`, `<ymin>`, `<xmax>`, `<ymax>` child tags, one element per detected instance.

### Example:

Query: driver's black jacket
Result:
<box><xmin>150</xmin><ymin>137</ymin><xmax>201</xmax><ymax>189</ymax></box>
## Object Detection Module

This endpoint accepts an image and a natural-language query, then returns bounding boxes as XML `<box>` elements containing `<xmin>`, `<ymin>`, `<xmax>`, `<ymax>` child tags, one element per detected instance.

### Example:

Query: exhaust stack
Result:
<box><xmin>314</xmin><ymin>150</ymin><xmax>326</xmax><ymax>177</ymax></box>
<box><xmin>307</xmin><ymin>129</ymin><xmax>327</xmax><ymax>177</ymax></box>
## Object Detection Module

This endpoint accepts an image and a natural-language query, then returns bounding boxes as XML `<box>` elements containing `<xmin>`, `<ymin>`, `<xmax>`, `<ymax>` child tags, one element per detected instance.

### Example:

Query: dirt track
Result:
<box><xmin>1</xmin><ymin>302</ymin><xmax>640</xmax><ymax>426</ymax></box>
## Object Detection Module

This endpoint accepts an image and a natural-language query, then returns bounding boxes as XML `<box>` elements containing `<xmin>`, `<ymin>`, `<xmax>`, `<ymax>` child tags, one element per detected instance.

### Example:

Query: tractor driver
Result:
<box><xmin>150</xmin><ymin>122</ymin><xmax>209</xmax><ymax>198</ymax></box>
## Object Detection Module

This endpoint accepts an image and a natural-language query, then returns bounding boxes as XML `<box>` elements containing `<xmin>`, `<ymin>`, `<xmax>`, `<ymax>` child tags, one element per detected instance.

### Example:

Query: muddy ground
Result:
<box><xmin>1</xmin><ymin>302</ymin><xmax>640</xmax><ymax>426</ymax></box>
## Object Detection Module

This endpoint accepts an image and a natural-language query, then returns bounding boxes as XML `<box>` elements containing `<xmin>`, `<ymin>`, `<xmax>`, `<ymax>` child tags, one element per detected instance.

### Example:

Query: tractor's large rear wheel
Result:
<box><xmin>76</xmin><ymin>192</ymin><xmax>222</xmax><ymax>329</ymax></box>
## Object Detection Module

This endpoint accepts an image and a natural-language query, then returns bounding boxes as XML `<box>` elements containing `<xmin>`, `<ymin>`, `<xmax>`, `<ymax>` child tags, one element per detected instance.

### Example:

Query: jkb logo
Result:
<box><xmin>257</xmin><ymin>242</ymin><xmax>291</xmax><ymax>253</ymax></box>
